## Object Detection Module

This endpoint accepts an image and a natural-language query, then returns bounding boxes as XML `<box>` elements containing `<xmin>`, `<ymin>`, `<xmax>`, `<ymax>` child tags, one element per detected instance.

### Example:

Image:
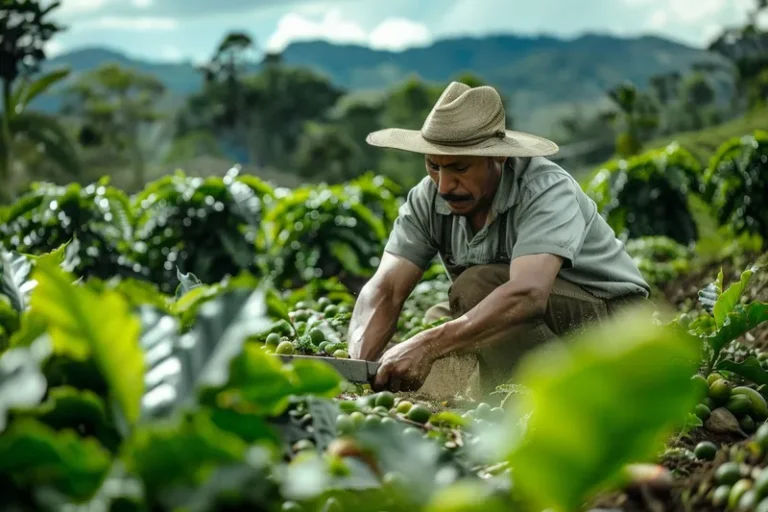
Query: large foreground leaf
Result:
<box><xmin>122</xmin><ymin>411</ymin><xmax>249</xmax><ymax>497</ymax></box>
<box><xmin>0</xmin><ymin>419</ymin><xmax>111</xmax><ymax>503</ymax></box>
<box><xmin>139</xmin><ymin>287</ymin><xmax>274</xmax><ymax>419</ymax></box>
<box><xmin>208</xmin><ymin>343</ymin><xmax>342</xmax><ymax>417</ymax></box>
<box><xmin>0</xmin><ymin>250</ymin><xmax>35</xmax><ymax>312</ymax></box>
<box><xmin>0</xmin><ymin>344</ymin><xmax>48</xmax><ymax>433</ymax></box>
<box><xmin>16</xmin><ymin>386</ymin><xmax>121</xmax><ymax>453</ymax></box>
<box><xmin>29</xmin><ymin>262</ymin><xmax>144</xmax><ymax>425</ymax></box>
<box><xmin>505</xmin><ymin>306</ymin><xmax>701</xmax><ymax>512</ymax></box>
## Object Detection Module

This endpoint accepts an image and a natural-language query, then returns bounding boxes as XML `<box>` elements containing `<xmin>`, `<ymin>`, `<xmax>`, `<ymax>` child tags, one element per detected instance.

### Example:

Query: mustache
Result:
<box><xmin>439</xmin><ymin>193</ymin><xmax>473</xmax><ymax>202</ymax></box>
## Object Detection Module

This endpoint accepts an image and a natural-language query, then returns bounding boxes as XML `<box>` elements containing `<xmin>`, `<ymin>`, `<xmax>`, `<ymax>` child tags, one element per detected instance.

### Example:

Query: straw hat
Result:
<box><xmin>366</xmin><ymin>81</ymin><xmax>559</xmax><ymax>157</ymax></box>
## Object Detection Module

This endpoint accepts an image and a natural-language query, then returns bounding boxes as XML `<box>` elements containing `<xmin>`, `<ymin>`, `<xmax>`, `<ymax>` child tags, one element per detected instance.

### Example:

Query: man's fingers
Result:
<box><xmin>373</xmin><ymin>363</ymin><xmax>391</xmax><ymax>391</ymax></box>
<box><xmin>390</xmin><ymin>375</ymin><xmax>402</xmax><ymax>393</ymax></box>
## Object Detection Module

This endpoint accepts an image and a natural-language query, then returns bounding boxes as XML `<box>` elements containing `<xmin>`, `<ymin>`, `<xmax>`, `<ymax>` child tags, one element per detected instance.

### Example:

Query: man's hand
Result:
<box><xmin>372</xmin><ymin>330</ymin><xmax>439</xmax><ymax>392</ymax></box>
<box><xmin>347</xmin><ymin>252</ymin><xmax>424</xmax><ymax>361</ymax></box>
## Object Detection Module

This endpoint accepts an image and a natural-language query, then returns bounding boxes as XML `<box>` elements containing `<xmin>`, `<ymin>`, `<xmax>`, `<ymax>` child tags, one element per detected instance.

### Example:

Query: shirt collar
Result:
<box><xmin>434</xmin><ymin>157</ymin><xmax>527</xmax><ymax>216</ymax></box>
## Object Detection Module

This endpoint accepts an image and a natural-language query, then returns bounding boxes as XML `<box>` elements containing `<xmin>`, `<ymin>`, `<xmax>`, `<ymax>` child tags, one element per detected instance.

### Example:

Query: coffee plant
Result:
<box><xmin>583</xmin><ymin>142</ymin><xmax>703</xmax><ymax>244</ymax></box>
<box><xmin>704</xmin><ymin>130</ymin><xmax>768</xmax><ymax>240</ymax></box>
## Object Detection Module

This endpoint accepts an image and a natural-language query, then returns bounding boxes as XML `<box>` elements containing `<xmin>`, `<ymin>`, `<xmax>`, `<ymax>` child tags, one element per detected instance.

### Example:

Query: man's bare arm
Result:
<box><xmin>347</xmin><ymin>252</ymin><xmax>424</xmax><ymax>361</ymax></box>
<box><xmin>424</xmin><ymin>253</ymin><xmax>563</xmax><ymax>359</ymax></box>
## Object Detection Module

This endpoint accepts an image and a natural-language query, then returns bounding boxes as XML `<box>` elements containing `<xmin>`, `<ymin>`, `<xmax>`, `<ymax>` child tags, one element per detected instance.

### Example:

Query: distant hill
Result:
<box><xmin>32</xmin><ymin>32</ymin><xmax>732</xmax><ymax>135</ymax></box>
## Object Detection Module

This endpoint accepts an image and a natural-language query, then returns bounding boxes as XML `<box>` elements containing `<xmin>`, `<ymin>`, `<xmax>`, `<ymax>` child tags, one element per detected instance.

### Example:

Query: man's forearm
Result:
<box><xmin>425</xmin><ymin>282</ymin><xmax>545</xmax><ymax>359</ymax></box>
<box><xmin>347</xmin><ymin>282</ymin><xmax>403</xmax><ymax>360</ymax></box>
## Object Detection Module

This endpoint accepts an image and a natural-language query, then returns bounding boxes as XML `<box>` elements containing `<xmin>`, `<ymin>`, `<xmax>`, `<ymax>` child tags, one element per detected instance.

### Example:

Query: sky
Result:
<box><xmin>44</xmin><ymin>0</ymin><xmax>761</xmax><ymax>63</ymax></box>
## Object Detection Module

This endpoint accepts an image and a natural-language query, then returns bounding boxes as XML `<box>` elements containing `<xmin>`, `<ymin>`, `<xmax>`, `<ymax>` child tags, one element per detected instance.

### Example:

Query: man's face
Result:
<box><xmin>425</xmin><ymin>154</ymin><xmax>505</xmax><ymax>216</ymax></box>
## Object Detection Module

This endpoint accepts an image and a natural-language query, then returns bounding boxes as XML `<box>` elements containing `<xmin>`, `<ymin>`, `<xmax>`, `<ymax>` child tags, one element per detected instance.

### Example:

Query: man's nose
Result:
<box><xmin>437</xmin><ymin>171</ymin><xmax>455</xmax><ymax>195</ymax></box>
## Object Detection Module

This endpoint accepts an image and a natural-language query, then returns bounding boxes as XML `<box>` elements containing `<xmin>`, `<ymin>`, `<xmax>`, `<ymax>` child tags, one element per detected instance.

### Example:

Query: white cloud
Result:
<box><xmin>647</xmin><ymin>9</ymin><xmax>669</xmax><ymax>28</ymax></box>
<box><xmin>266</xmin><ymin>9</ymin><xmax>432</xmax><ymax>52</ymax></box>
<box><xmin>132</xmin><ymin>0</ymin><xmax>153</xmax><ymax>8</ymax></box>
<box><xmin>45</xmin><ymin>40</ymin><xmax>64</xmax><ymax>58</ymax></box>
<box><xmin>369</xmin><ymin>18</ymin><xmax>431</xmax><ymax>51</ymax></box>
<box><xmin>668</xmin><ymin>0</ymin><xmax>727</xmax><ymax>22</ymax></box>
<box><xmin>266</xmin><ymin>9</ymin><xmax>366</xmax><ymax>51</ymax></box>
<box><xmin>160</xmin><ymin>45</ymin><xmax>182</xmax><ymax>60</ymax></box>
<box><xmin>88</xmin><ymin>16</ymin><xmax>178</xmax><ymax>30</ymax></box>
<box><xmin>56</xmin><ymin>0</ymin><xmax>110</xmax><ymax>18</ymax></box>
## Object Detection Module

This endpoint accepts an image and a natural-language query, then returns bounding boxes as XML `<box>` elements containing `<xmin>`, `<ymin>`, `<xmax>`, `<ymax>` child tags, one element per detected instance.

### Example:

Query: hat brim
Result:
<box><xmin>365</xmin><ymin>128</ymin><xmax>559</xmax><ymax>157</ymax></box>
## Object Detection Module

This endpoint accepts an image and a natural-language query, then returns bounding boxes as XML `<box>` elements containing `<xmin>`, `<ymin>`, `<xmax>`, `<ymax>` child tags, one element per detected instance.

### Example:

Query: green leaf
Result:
<box><xmin>205</xmin><ymin>341</ymin><xmax>342</xmax><ymax>418</ymax></box>
<box><xmin>175</xmin><ymin>268</ymin><xmax>203</xmax><ymax>300</ymax></box>
<box><xmin>0</xmin><ymin>419</ymin><xmax>111</xmax><ymax>503</ymax></box>
<box><xmin>714</xmin><ymin>266</ymin><xmax>757</xmax><ymax>328</ymax></box>
<box><xmin>8</xmin><ymin>310</ymin><xmax>48</xmax><ymax>349</ymax></box>
<box><xmin>0</xmin><ymin>298</ymin><xmax>20</xmax><ymax>343</ymax></box>
<box><xmin>0</xmin><ymin>250</ymin><xmax>35</xmax><ymax>312</ymax></box>
<box><xmin>191</xmin><ymin>287</ymin><xmax>273</xmax><ymax>390</ymax></box>
<box><xmin>717</xmin><ymin>357</ymin><xmax>768</xmax><ymax>386</ymax></box>
<box><xmin>290</xmin><ymin>358</ymin><xmax>343</xmax><ymax>398</ymax></box>
<box><xmin>306</xmin><ymin>397</ymin><xmax>341</xmax><ymax>453</ymax></box>
<box><xmin>122</xmin><ymin>411</ymin><xmax>248</xmax><ymax>497</ymax></box>
<box><xmin>11</xmin><ymin>68</ymin><xmax>71</xmax><ymax>111</ymax></box>
<box><xmin>0</xmin><ymin>344</ymin><xmax>48</xmax><ymax>433</ymax></box>
<box><xmin>505</xmin><ymin>306</ymin><xmax>701</xmax><ymax>512</ymax></box>
<box><xmin>707</xmin><ymin>301</ymin><xmax>768</xmax><ymax>354</ymax></box>
<box><xmin>110</xmin><ymin>277</ymin><xmax>169</xmax><ymax>311</ymax></box>
<box><xmin>209</xmin><ymin>407</ymin><xmax>281</xmax><ymax>446</ymax></box>
<box><xmin>141</xmin><ymin>287</ymin><xmax>273</xmax><ymax>419</ymax></box>
<box><xmin>30</xmin><ymin>261</ymin><xmax>144</xmax><ymax>425</ymax></box>
<box><xmin>210</xmin><ymin>344</ymin><xmax>297</xmax><ymax>416</ymax></box>
<box><xmin>13</xmin><ymin>386</ymin><xmax>121</xmax><ymax>453</ymax></box>
<box><xmin>32</xmin><ymin>238</ymin><xmax>81</xmax><ymax>273</ymax></box>
<box><xmin>266</xmin><ymin>287</ymin><xmax>291</xmax><ymax>323</ymax></box>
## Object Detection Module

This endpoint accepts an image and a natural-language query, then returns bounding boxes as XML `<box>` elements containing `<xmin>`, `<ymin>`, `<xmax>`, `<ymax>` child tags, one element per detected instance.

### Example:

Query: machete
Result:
<box><xmin>278</xmin><ymin>354</ymin><xmax>381</xmax><ymax>384</ymax></box>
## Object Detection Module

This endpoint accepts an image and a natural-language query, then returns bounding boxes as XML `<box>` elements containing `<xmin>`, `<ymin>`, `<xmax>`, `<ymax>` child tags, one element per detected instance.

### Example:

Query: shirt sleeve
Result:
<box><xmin>383</xmin><ymin>181</ymin><xmax>438</xmax><ymax>269</ymax></box>
<box><xmin>511</xmin><ymin>172</ymin><xmax>587</xmax><ymax>269</ymax></box>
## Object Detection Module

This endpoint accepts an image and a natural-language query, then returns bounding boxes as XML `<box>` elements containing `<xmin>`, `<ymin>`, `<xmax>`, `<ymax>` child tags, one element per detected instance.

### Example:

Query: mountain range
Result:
<box><xmin>35</xmin><ymin>32</ymin><xmax>732</xmax><ymax>135</ymax></box>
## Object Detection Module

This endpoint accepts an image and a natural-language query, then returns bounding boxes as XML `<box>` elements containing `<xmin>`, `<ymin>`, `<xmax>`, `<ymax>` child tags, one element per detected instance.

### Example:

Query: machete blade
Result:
<box><xmin>277</xmin><ymin>354</ymin><xmax>380</xmax><ymax>384</ymax></box>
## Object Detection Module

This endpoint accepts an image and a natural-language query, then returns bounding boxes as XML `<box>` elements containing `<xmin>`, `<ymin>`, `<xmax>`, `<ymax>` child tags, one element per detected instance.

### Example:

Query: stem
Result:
<box><xmin>706</xmin><ymin>349</ymin><xmax>719</xmax><ymax>375</ymax></box>
<box><xmin>1</xmin><ymin>78</ymin><xmax>13</xmax><ymax>203</ymax></box>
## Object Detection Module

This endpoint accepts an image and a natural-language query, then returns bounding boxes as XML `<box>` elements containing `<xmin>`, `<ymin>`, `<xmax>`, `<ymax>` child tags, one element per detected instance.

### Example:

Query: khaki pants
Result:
<box><xmin>417</xmin><ymin>264</ymin><xmax>648</xmax><ymax>401</ymax></box>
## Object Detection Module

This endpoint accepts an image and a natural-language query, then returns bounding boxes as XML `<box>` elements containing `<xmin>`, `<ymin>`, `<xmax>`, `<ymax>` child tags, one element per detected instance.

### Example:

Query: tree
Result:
<box><xmin>679</xmin><ymin>72</ymin><xmax>718</xmax><ymax>130</ymax></box>
<box><xmin>176</xmin><ymin>36</ymin><xmax>342</xmax><ymax>170</ymax></box>
<box><xmin>294</xmin><ymin>121</ymin><xmax>364</xmax><ymax>183</ymax></box>
<box><xmin>706</xmin><ymin>0</ymin><xmax>768</xmax><ymax>111</ymax></box>
<box><xmin>603</xmin><ymin>81</ymin><xmax>660</xmax><ymax>158</ymax></box>
<box><xmin>649</xmin><ymin>72</ymin><xmax>681</xmax><ymax>107</ymax></box>
<box><xmin>325</xmin><ymin>94</ymin><xmax>385</xmax><ymax>173</ymax></box>
<box><xmin>59</xmin><ymin>62</ymin><xmax>166</xmax><ymax>190</ymax></box>
<box><xmin>195</xmin><ymin>31</ymin><xmax>257</xmax><ymax>159</ymax></box>
<box><xmin>243</xmin><ymin>63</ymin><xmax>343</xmax><ymax>170</ymax></box>
<box><xmin>0</xmin><ymin>0</ymin><xmax>79</xmax><ymax>202</ymax></box>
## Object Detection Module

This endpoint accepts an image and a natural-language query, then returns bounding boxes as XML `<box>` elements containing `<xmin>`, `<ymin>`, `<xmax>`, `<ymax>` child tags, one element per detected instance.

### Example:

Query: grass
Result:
<box><xmin>642</xmin><ymin>106</ymin><xmax>768</xmax><ymax>165</ymax></box>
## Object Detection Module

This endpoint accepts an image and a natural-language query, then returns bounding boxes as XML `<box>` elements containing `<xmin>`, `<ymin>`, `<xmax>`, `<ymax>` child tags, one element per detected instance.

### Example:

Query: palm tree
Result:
<box><xmin>0</xmin><ymin>0</ymin><xmax>79</xmax><ymax>203</ymax></box>
<box><xmin>0</xmin><ymin>68</ymin><xmax>80</xmax><ymax>203</ymax></box>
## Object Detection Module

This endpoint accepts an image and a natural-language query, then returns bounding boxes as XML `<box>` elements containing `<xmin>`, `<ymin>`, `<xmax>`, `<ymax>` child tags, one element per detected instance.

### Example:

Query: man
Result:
<box><xmin>346</xmin><ymin>81</ymin><xmax>650</xmax><ymax>397</ymax></box>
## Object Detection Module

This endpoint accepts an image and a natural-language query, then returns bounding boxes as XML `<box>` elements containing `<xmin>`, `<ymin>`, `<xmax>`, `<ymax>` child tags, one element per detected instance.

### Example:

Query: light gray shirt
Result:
<box><xmin>383</xmin><ymin>156</ymin><xmax>650</xmax><ymax>299</ymax></box>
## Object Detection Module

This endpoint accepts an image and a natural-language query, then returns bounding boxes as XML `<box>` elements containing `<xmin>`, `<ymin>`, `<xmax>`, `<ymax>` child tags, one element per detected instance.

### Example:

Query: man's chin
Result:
<box><xmin>447</xmin><ymin>200</ymin><xmax>475</xmax><ymax>214</ymax></box>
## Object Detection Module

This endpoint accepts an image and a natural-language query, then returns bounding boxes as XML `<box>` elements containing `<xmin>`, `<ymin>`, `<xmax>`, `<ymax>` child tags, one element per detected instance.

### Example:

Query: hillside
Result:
<box><xmin>31</xmin><ymin>33</ymin><xmax>733</xmax><ymax>135</ymax></box>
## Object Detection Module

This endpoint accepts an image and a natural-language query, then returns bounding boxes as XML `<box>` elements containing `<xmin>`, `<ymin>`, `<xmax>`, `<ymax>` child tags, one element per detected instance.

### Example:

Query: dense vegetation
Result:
<box><xmin>1</xmin><ymin>119</ymin><xmax>767</xmax><ymax>511</ymax></box>
<box><xmin>1</xmin><ymin>1</ymin><xmax>767</xmax><ymax>511</ymax></box>
<box><xmin>2</xmin><ymin>0</ymin><xmax>766</xmax><ymax>198</ymax></box>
